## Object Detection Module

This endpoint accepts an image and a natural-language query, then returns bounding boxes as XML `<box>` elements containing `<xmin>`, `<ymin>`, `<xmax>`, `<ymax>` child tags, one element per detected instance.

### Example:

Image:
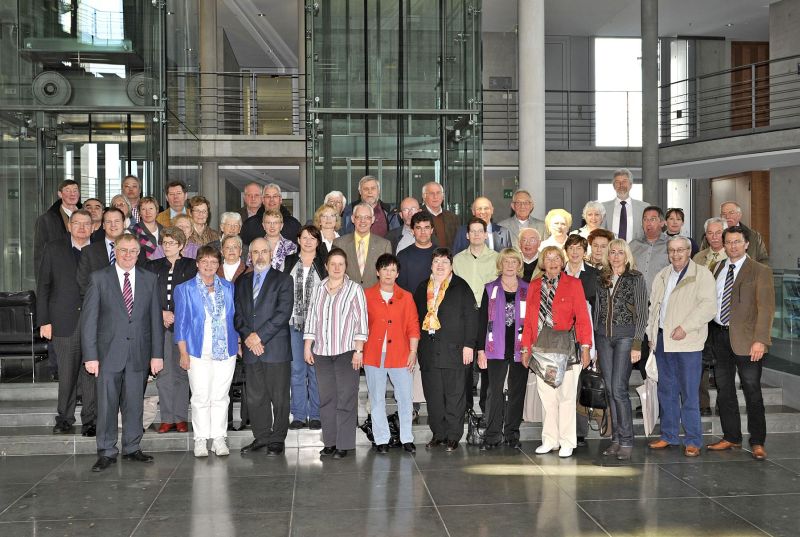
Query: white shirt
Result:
<box><xmin>223</xmin><ymin>260</ymin><xmax>241</xmax><ymax>281</ymax></box>
<box><xmin>395</xmin><ymin>226</ymin><xmax>415</xmax><ymax>253</ymax></box>
<box><xmin>486</xmin><ymin>223</ymin><xmax>495</xmax><ymax>251</ymax></box>
<box><xmin>611</xmin><ymin>197</ymin><xmax>634</xmax><ymax>241</ymax></box>
<box><xmin>380</xmin><ymin>289</ymin><xmax>394</xmax><ymax>355</ymax></box>
<box><xmin>659</xmin><ymin>265</ymin><xmax>683</xmax><ymax>329</ymax></box>
<box><xmin>425</xmin><ymin>204</ymin><xmax>442</xmax><ymax>216</ymax></box>
<box><xmin>71</xmin><ymin>238</ymin><xmax>89</xmax><ymax>250</ymax></box>
<box><xmin>114</xmin><ymin>263</ymin><xmax>136</xmax><ymax>297</ymax></box>
<box><xmin>714</xmin><ymin>256</ymin><xmax>747</xmax><ymax>325</ymax></box>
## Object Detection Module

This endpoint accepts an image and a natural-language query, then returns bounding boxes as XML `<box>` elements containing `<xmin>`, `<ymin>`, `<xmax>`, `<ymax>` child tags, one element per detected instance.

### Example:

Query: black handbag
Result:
<box><xmin>578</xmin><ymin>365</ymin><xmax>607</xmax><ymax>410</ymax></box>
<box><xmin>465</xmin><ymin>408</ymin><xmax>485</xmax><ymax>446</ymax></box>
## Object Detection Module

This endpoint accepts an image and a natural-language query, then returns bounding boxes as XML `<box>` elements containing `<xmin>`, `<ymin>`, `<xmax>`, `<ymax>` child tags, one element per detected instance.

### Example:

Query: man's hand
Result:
<box><xmin>750</xmin><ymin>341</ymin><xmax>766</xmax><ymax>362</ymax></box>
<box><xmin>162</xmin><ymin>311</ymin><xmax>175</xmax><ymax>329</ymax></box>
<box><xmin>39</xmin><ymin>324</ymin><xmax>52</xmax><ymax>340</ymax></box>
<box><xmin>150</xmin><ymin>358</ymin><xmax>164</xmax><ymax>376</ymax></box>
<box><xmin>462</xmin><ymin>347</ymin><xmax>474</xmax><ymax>365</ymax></box>
<box><xmin>85</xmin><ymin>360</ymin><xmax>99</xmax><ymax>377</ymax></box>
<box><xmin>477</xmin><ymin>350</ymin><xmax>487</xmax><ymax>370</ymax></box>
<box><xmin>671</xmin><ymin>326</ymin><xmax>687</xmax><ymax>341</ymax></box>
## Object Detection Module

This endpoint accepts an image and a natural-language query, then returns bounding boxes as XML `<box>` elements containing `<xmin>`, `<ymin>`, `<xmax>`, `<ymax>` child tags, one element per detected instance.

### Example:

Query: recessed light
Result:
<box><xmin>726</xmin><ymin>23</ymin><xmax>734</xmax><ymax>27</ymax></box>
<box><xmin>258</xmin><ymin>13</ymin><xmax>265</xmax><ymax>17</ymax></box>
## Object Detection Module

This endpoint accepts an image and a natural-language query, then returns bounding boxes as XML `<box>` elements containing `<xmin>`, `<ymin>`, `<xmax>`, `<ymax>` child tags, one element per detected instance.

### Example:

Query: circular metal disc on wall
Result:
<box><xmin>126</xmin><ymin>73</ymin><xmax>153</xmax><ymax>106</ymax></box>
<box><xmin>32</xmin><ymin>72</ymin><xmax>72</xmax><ymax>106</ymax></box>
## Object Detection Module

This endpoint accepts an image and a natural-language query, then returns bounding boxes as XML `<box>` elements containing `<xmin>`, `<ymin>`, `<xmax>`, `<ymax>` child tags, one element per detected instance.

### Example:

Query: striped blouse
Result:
<box><xmin>303</xmin><ymin>276</ymin><xmax>368</xmax><ymax>356</ymax></box>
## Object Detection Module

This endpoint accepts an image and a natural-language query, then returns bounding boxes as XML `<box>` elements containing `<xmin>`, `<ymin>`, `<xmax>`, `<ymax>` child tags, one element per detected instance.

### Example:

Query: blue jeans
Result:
<box><xmin>595</xmin><ymin>333</ymin><xmax>635</xmax><ymax>447</ymax></box>
<box><xmin>290</xmin><ymin>326</ymin><xmax>320</xmax><ymax>421</ymax></box>
<box><xmin>364</xmin><ymin>358</ymin><xmax>414</xmax><ymax>445</ymax></box>
<box><xmin>654</xmin><ymin>331</ymin><xmax>703</xmax><ymax>448</ymax></box>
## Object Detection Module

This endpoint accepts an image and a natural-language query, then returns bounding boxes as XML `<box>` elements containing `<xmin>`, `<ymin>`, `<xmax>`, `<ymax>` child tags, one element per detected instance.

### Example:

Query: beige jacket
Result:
<box><xmin>646</xmin><ymin>260</ymin><xmax>717</xmax><ymax>352</ymax></box>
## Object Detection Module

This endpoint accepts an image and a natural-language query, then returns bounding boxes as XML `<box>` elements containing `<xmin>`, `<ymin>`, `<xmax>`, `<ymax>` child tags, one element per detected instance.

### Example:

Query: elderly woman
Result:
<box><xmin>304</xmin><ymin>248</ymin><xmax>368</xmax><ymax>459</ymax></box>
<box><xmin>217</xmin><ymin>235</ymin><xmax>248</xmax><ymax>282</ymax></box>
<box><xmin>313</xmin><ymin>203</ymin><xmax>341</xmax><ymax>252</ymax></box>
<box><xmin>324</xmin><ymin>190</ymin><xmax>347</xmax><ymax>217</ymax></box>
<box><xmin>111</xmin><ymin>194</ymin><xmax>133</xmax><ymax>229</ymax></box>
<box><xmin>588</xmin><ymin>228</ymin><xmax>615</xmax><ymax>268</ymax></box>
<box><xmin>283</xmin><ymin>225</ymin><xmax>327</xmax><ymax>430</ymax></box>
<box><xmin>476</xmin><ymin>249</ymin><xmax>530</xmax><ymax>450</ymax></box>
<box><xmin>262</xmin><ymin>209</ymin><xmax>298</xmax><ymax>271</ymax></box>
<box><xmin>188</xmin><ymin>196</ymin><xmax>221</xmax><ymax>246</ymax></box>
<box><xmin>521</xmin><ymin>246</ymin><xmax>592</xmax><ymax>458</ymax></box>
<box><xmin>595</xmin><ymin>239</ymin><xmax>649</xmax><ymax>461</ymax></box>
<box><xmin>151</xmin><ymin>214</ymin><xmax>199</xmax><ymax>260</ymax></box>
<box><xmin>572</xmin><ymin>201</ymin><xmax>606</xmax><ymax>239</ymax></box>
<box><xmin>174</xmin><ymin>246</ymin><xmax>239</xmax><ymax>458</ymax></box>
<box><xmin>129</xmin><ymin>196</ymin><xmax>162</xmax><ymax>259</ymax></box>
<box><xmin>211</xmin><ymin>212</ymin><xmax>244</xmax><ymax>253</ymax></box>
<box><xmin>413</xmin><ymin>247</ymin><xmax>478</xmax><ymax>452</ymax></box>
<box><xmin>539</xmin><ymin>209</ymin><xmax>573</xmax><ymax>251</ymax></box>
<box><xmin>146</xmin><ymin>227</ymin><xmax>197</xmax><ymax>434</ymax></box>
<box><xmin>363</xmin><ymin>253</ymin><xmax>421</xmax><ymax>454</ymax></box>
<box><xmin>664</xmin><ymin>208</ymin><xmax>699</xmax><ymax>257</ymax></box>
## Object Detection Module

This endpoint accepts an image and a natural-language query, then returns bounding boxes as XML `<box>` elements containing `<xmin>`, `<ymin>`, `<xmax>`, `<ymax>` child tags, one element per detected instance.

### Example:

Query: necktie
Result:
<box><xmin>109</xmin><ymin>243</ymin><xmax>116</xmax><ymax>265</ymax></box>
<box><xmin>253</xmin><ymin>271</ymin><xmax>264</xmax><ymax>300</ymax></box>
<box><xmin>618</xmin><ymin>201</ymin><xmax>628</xmax><ymax>241</ymax></box>
<box><xmin>123</xmin><ymin>272</ymin><xmax>133</xmax><ymax>318</ymax></box>
<box><xmin>357</xmin><ymin>237</ymin><xmax>367</xmax><ymax>276</ymax></box>
<box><xmin>538</xmin><ymin>278</ymin><xmax>556</xmax><ymax>330</ymax></box>
<box><xmin>719</xmin><ymin>264</ymin><xmax>735</xmax><ymax>325</ymax></box>
<box><xmin>708</xmin><ymin>251</ymin><xmax>718</xmax><ymax>271</ymax></box>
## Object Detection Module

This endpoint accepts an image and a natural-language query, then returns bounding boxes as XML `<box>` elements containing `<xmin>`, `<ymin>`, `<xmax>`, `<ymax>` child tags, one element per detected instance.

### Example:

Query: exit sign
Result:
<box><xmin>503</xmin><ymin>189</ymin><xmax>513</xmax><ymax>199</ymax></box>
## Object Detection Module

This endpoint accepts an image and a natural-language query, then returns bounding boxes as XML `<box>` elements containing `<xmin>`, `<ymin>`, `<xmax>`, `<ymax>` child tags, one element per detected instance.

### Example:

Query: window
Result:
<box><xmin>594</xmin><ymin>38</ymin><xmax>642</xmax><ymax>147</ymax></box>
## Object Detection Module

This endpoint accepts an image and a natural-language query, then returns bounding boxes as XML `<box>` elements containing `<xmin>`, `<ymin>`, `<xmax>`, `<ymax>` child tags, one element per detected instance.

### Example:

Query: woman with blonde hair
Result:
<box><xmin>313</xmin><ymin>203</ymin><xmax>341</xmax><ymax>252</ymax></box>
<box><xmin>594</xmin><ymin>239</ymin><xmax>648</xmax><ymax>461</ymax></box>
<box><xmin>539</xmin><ymin>209</ymin><xmax>573</xmax><ymax>251</ymax></box>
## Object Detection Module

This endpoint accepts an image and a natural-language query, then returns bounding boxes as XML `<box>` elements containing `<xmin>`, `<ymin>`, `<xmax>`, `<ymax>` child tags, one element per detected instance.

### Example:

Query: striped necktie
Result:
<box><xmin>719</xmin><ymin>264</ymin><xmax>735</xmax><ymax>325</ymax></box>
<box><xmin>122</xmin><ymin>272</ymin><xmax>133</xmax><ymax>318</ymax></box>
<box><xmin>109</xmin><ymin>242</ymin><xmax>116</xmax><ymax>265</ymax></box>
<box><xmin>538</xmin><ymin>277</ymin><xmax>556</xmax><ymax>330</ymax></box>
<box><xmin>253</xmin><ymin>271</ymin><xmax>264</xmax><ymax>300</ymax></box>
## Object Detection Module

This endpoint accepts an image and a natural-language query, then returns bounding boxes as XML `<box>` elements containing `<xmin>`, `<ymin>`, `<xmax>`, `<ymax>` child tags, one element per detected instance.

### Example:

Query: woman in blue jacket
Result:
<box><xmin>174</xmin><ymin>245</ymin><xmax>239</xmax><ymax>458</ymax></box>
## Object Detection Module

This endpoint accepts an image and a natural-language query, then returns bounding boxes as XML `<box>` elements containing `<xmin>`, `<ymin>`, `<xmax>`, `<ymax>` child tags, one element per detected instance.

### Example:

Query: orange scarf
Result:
<box><xmin>422</xmin><ymin>274</ymin><xmax>451</xmax><ymax>332</ymax></box>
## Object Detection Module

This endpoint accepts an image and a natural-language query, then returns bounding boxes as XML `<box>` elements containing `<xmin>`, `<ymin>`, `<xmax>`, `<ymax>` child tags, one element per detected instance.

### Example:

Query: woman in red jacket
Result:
<box><xmin>364</xmin><ymin>253</ymin><xmax>421</xmax><ymax>454</ymax></box>
<box><xmin>521</xmin><ymin>246</ymin><xmax>592</xmax><ymax>458</ymax></box>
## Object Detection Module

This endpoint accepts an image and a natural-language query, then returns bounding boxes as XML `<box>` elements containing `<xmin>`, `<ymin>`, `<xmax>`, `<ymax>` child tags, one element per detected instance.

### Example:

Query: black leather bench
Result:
<box><xmin>0</xmin><ymin>291</ymin><xmax>49</xmax><ymax>382</ymax></box>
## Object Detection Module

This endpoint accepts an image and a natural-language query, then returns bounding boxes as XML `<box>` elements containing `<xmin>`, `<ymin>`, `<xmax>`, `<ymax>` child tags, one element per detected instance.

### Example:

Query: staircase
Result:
<box><xmin>0</xmin><ymin>377</ymin><xmax>797</xmax><ymax>456</ymax></box>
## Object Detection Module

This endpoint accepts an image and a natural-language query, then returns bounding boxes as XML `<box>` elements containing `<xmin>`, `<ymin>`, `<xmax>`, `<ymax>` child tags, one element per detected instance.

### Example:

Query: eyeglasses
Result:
<box><xmin>667</xmin><ymin>248</ymin><xmax>689</xmax><ymax>254</ymax></box>
<box><xmin>116</xmin><ymin>248</ymin><xmax>139</xmax><ymax>256</ymax></box>
<box><xmin>162</xmin><ymin>240</ymin><xmax>180</xmax><ymax>247</ymax></box>
<box><xmin>724</xmin><ymin>239</ymin><xmax>745</xmax><ymax>246</ymax></box>
<box><xmin>400</xmin><ymin>208</ymin><xmax>419</xmax><ymax>213</ymax></box>
<box><xmin>512</xmin><ymin>201</ymin><xmax>532</xmax><ymax>206</ymax></box>
<box><xmin>354</xmin><ymin>215</ymin><xmax>373</xmax><ymax>221</ymax></box>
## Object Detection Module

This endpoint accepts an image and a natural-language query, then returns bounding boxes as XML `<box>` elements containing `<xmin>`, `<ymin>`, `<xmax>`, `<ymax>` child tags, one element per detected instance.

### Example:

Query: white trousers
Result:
<box><xmin>536</xmin><ymin>364</ymin><xmax>581</xmax><ymax>449</ymax></box>
<box><xmin>187</xmin><ymin>355</ymin><xmax>236</xmax><ymax>440</ymax></box>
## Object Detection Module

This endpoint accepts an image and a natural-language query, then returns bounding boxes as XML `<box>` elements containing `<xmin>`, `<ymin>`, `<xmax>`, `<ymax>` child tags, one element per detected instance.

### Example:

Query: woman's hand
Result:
<box><xmin>304</xmin><ymin>342</ymin><xmax>315</xmax><ymax>365</ymax></box>
<box><xmin>631</xmin><ymin>349</ymin><xmax>642</xmax><ymax>364</ymax></box>
<box><xmin>580</xmin><ymin>347</ymin><xmax>591</xmax><ymax>369</ymax></box>
<box><xmin>462</xmin><ymin>347</ymin><xmax>474</xmax><ymax>365</ymax></box>
<box><xmin>179</xmin><ymin>353</ymin><xmax>191</xmax><ymax>371</ymax></box>
<box><xmin>477</xmin><ymin>350</ymin><xmax>487</xmax><ymax>370</ymax></box>
<box><xmin>406</xmin><ymin>351</ymin><xmax>417</xmax><ymax>372</ymax></box>
<box><xmin>520</xmin><ymin>348</ymin><xmax>530</xmax><ymax>369</ymax></box>
<box><xmin>162</xmin><ymin>311</ymin><xmax>174</xmax><ymax>329</ymax></box>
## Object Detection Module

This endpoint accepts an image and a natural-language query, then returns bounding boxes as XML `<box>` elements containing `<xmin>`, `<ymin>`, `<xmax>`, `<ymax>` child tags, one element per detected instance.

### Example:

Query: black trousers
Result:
<box><xmin>52</xmin><ymin>323</ymin><xmax>96</xmax><ymax>429</ymax></box>
<box><xmin>245</xmin><ymin>360</ymin><xmax>291</xmax><ymax>446</ymax></box>
<box><xmin>634</xmin><ymin>333</ymin><xmax>650</xmax><ymax>381</ymax></box>
<box><xmin>422</xmin><ymin>365</ymin><xmax>466</xmax><ymax>442</ymax></box>
<box><xmin>483</xmin><ymin>359</ymin><xmax>527</xmax><ymax>443</ymax></box>
<box><xmin>710</xmin><ymin>323</ymin><xmax>766</xmax><ymax>446</ymax></box>
<box><xmin>95</xmin><ymin>366</ymin><xmax>148</xmax><ymax>458</ymax></box>
<box><xmin>464</xmin><ymin>363</ymin><xmax>488</xmax><ymax>413</ymax></box>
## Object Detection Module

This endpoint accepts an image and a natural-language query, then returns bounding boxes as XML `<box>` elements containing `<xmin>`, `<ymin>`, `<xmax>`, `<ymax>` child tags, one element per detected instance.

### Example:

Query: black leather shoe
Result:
<box><xmin>52</xmin><ymin>422</ymin><xmax>73</xmax><ymax>434</ymax></box>
<box><xmin>445</xmin><ymin>440</ymin><xmax>459</xmax><ymax>452</ymax></box>
<box><xmin>700</xmin><ymin>407</ymin><xmax>712</xmax><ymax>417</ymax></box>
<box><xmin>240</xmin><ymin>440</ymin><xmax>268</xmax><ymax>454</ymax></box>
<box><xmin>480</xmin><ymin>440</ymin><xmax>501</xmax><ymax>451</ymax></box>
<box><xmin>91</xmin><ymin>456</ymin><xmax>116</xmax><ymax>472</ymax></box>
<box><xmin>403</xmin><ymin>442</ymin><xmax>416</xmax><ymax>454</ymax></box>
<box><xmin>122</xmin><ymin>450</ymin><xmax>154</xmax><ymax>462</ymax></box>
<box><xmin>332</xmin><ymin>449</ymin><xmax>348</xmax><ymax>459</ymax></box>
<box><xmin>576</xmin><ymin>436</ymin><xmax>587</xmax><ymax>447</ymax></box>
<box><xmin>288</xmin><ymin>420</ymin><xmax>307</xmax><ymax>430</ymax></box>
<box><xmin>82</xmin><ymin>425</ymin><xmax>96</xmax><ymax>437</ymax></box>
<box><xmin>426</xmin><ymin>438</ymin><xmax>444</xmax><ymax>449</ymax></box>
<box><xmin>308</xmin><ymin>419</ymin><xmax>322</xmax><ymax>430</ymax></box>
<box><xmin>320</xmin><ymin>446</ymin><xmax>336</xmax><ymax>456</ymax></box>
<box><xmin>505</xmin><ymin>439</ymin><xmax>522</xmax><ymax>449</ymax></box>
<box><xmin>375</xmin><ymin>444</ymin><xmax>390</xmax><ymax>454</ymax></box>
<box><xmin>266</xmin><ymin>444</ymin><xmax>285</xmax><ymax>456</ymax></box>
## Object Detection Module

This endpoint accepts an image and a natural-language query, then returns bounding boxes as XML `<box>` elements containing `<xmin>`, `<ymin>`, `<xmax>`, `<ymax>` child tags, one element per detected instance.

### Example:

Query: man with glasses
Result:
<box><xmin>386</xmin><ymin>197</ymin><xmax>422</xmax><ymax>254</ymax></box>
<box><xmin>706</xmin><ymin>226</ymin><xmax>774</xmax><ymax>460</ymax></box>
<box><xmin>341</xmin><ymin>176</ymin><xmax>402</xmax><ymax>237</ymax></box>
<box><xmin>452</xmin><ymin>197</ymin><xmax>512</xmax><ymax>255</ymax></box>
<box><xmin>333</xmin><ymin>203</ymin><xmax>392</xmax><ymax>288</ymax></box>
<box><xmin>499</xmin><ymin>190</ymin><xmax>547</xmax><ymax>249</ymax></box>
<box><xmin>240</xmin><ymin>183</ymin><xmax>301</xmax><ymax>247</ymax></box>
<box><xmin>700</xmin><ymin>201</ymin><xmax>769</xmax><ymax>265</ymax></box>
<box><xmin>421</xmin><ymin>181</ymin><xmax>459</xmax><ymax>249</ymax></box>
<box><xmin>81</xmin><ymin>233</ymin><xmax>163</xmax><ymax>471</ymax></box>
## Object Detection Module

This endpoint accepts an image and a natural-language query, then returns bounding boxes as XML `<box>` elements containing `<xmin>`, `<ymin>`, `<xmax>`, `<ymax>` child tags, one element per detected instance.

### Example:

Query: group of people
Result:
<box><xmin>33</xmin><ymin>168</ymin><xmax>775</xmax><ymax>472</ymax></box>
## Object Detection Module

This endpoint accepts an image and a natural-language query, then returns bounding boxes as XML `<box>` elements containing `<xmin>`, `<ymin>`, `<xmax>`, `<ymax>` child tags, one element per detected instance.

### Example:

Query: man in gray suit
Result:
<box><xmin>498</xmin><ymin>189</ymin><xmax>547</xmax><ymax>248</ymax></box>
<box><xmin>451</xmin><ymin>197</ymin><xmax>513</xmax><ymax>255</ymax></box>
<box><xmin>333</xmin><ymin>203</ymin><xmax>392</xmax><ymax>288</ymax></box>
<box><xmin>82</xmin><ymin>233</ymin><xmax>164</xmax><ymax>472</ymax></box>
<box><xmin>601</xmin><ymin>168</ymin><xmax>650</xmax><ymax>242</ymax></box>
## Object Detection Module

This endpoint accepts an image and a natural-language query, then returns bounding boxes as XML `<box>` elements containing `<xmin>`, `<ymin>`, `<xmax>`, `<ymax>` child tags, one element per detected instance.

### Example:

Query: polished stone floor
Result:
<box><xmin>1</xmin><ymin>433</ymin><xmax>799</xmax><ymax>537</ymax></box>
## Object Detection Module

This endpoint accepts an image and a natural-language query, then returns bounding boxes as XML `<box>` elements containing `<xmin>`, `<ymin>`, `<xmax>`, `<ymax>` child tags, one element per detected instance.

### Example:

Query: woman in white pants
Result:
<box><xmin>174</xmin><ymin>245</ymin><xmax>239</xmax><ymax>457</ymax></box>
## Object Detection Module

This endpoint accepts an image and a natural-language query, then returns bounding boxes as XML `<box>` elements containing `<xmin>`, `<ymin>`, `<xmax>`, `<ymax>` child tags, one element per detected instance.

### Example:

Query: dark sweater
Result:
<box><xmin>396</xmin><ymin>244</ymin><xmax>436</xmax><ymax>293</ymax></box>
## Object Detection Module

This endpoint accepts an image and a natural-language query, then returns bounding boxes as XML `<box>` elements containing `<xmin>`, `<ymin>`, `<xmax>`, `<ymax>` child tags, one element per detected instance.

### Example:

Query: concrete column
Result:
<box><xmin>298</xmin><ymin>0</ymin><xmax>307</xmax><ymax>221</ymax></box>
<box><xmin>517</xmin><ymin>0</ymin><xmax>546</xmax><ymax>218</ymax></box>
<box><xmin>200</xmin><ymin>162</ymin><xmax>220</xmax><ymax>214</ymax></box>
<box><xmin>641</xmin><ymin>0</ymin><xmax>659</xmax><ymax>205</ymax></box>
<box><xmin>198</xmin><ymin>0</ymin><xmax>221</xmax><ymax>212</ymax></box>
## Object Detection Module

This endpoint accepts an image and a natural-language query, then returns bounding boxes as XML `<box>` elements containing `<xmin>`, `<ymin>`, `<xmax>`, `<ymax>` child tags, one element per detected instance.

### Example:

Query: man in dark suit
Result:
<box><xmin>81</xmin><ymin>233</ymin><xmax>164</xmax><ymax>472</ymax></box>
<box><xmin>422</xmin><ymin>181</ymin><xmax>459</xmax><ymax>249</ymax></box>
<box><xmin>240</xmin><ymin>183</ymin><xmax>301</xmax><ymax>246</ymax></box>
<box><xmin>451</xmin><ymin>197</ymin><xmax>512</xmax><ymax>255</ymax></box>
<box><xmin>706</xmin><ymin>225</ymin><xmax>775</xmax><ymax>460</ymax></box>
<box><xmin>333</xmin><ymin>203</ymin><xmax>392</xmax><ymax>288</ymax></box>
<box><xmin>34</xmin><ymin>179</ymin><xmax>81</xmax><ymax>279</ymax></box>
<box><xmin>234</xmin><ymin>238</ymin><xmax>294</xmax><ymax>455</ymax></box>
<box><xmin>37</xmin><ymin>209</ymin><xmax>97</xmax><ymax>436</ymax></box>
<box><xmin>77</xmin><ymin>208</ymin><xmax>130</xmax><ymax>298</ymax></box>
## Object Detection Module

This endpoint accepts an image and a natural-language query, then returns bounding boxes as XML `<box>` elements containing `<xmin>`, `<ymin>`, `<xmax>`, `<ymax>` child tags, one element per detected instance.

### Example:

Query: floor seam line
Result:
<box><xmin>412</xmin><ymin>450</ymin><xmax>452</xmax><ymax>537</ymax></box>
<box><xmin>287</xmin><ymin>447</ymin><xmax>299</xmax><ymax>537</ymax></box>
<box><xmin>0</xmin><ymin>452</ymin><xmax>75</xmax><ymax>519</ymax></box>
<box><xmin>127</xmin><ymin>450</ymin><xmax>187</xmax><ymax>537</ymax></box>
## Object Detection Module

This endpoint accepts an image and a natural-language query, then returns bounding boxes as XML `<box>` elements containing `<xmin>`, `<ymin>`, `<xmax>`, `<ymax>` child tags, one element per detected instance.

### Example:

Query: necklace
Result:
<box><xmin>327</xmin><ymin>280</ymin><xmax>344</xmax><ymax>293</ymax></box>
<box><xmin>501</xmin><ymin>278</ymin><xmax>518</xmax><ymax>292</ymax></box>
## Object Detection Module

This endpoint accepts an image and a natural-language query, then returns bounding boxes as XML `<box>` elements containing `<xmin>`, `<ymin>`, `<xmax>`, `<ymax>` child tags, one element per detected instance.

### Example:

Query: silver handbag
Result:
<box><xmin>529</xmin><ymin>325</ymin><xmax>578</xmax><ymax>388</ymax></box>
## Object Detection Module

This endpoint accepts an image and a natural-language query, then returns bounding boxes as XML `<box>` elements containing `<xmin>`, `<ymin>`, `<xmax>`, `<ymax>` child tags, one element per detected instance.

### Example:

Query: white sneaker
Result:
<box><xmin>558</xmin><ymin>447</ymin><xmax>574</xmax><ymax>458</ymax></box>
<box><xmin>194</xmin><ymin>439</ymin><xmax>208</xmax><ymax>457</ymax></box>
<box><xmin>212</xmin><ymin>437</ymin><xmax>229</xmax><ymax>456</ymax></box>
<box><xmin>535</xmin><ymin>443</ymin><xmax>559</xmax><ymax>454</ymax></box>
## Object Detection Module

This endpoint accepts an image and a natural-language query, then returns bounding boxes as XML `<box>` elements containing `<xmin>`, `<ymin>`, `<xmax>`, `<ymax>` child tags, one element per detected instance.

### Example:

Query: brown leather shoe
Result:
<box><xmin>751</xmin><ymin>445</ymin><xmax>767</xmax><ymax>460</ymax></box>
<box><xmin>706</xmin><ymin>439</ymin><xmax>742</xmax><ymax>451</ymax></box>
<box><xmin>684</xmin><ymin>446</ymin><xmax>701</xmax><ymax>457</ymax></box>
<box><xmin>648</xmin><ymin>439</ymin><xmax>672</xmax><ymax>450</ymax></box>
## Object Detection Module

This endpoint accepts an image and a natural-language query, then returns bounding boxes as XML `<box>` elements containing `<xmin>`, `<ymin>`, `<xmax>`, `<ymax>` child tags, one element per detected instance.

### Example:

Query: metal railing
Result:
<box><xmin>167</xmin><ymin>72</ymin><xmax>305</xmax><ymax>136</ymax></box>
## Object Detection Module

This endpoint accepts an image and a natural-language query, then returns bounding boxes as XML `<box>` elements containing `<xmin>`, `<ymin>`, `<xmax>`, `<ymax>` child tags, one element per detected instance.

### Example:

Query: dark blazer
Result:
<box><xmin>77</xmin><ymin>238</ymin><xmax>146</xmax><ymax>298</ymax></box>
<box><xmin>451</xmin><ymin>221</ymin><xmax>513</xmax><ymax>255</ymax></box>
<box><xmin>145</xmin><ymin>256</ymin><xmax>198</xmax><ymax>312</ymax></box>
<box><xmin>282</xmin><ymin>253</ymin><xmax>328</xmax><ymax>281</ymax></box>
<box><xmin>81</xmin><ymin>265</ymin><xmax>164</xmax><ymax>373</ymax></box>
<box><xmin>332</xmin><ymin>232</ymin><xmax>393</xmax><ymax>288</ymax></box>
<box><xmin>572</xmin><ymin>263</ymin><xmax>600</xmax><ymax>312</ymax></box>
<box><xmin>34</xmin><ymin>200</ymin><xmax>69</xmax><ymax>278</ymax></box>
<box><xmin>234</xmin><ymin>269</ymin><xmax>294</xmax><ymax>364</ymax></box>
<box><xmin>426</xmin><ymin>208</ymin><xmax>460</xmax><ymax>249</ymax></box>
<box><xmin>36</xmin><ymin>237</ymin><xmax>83</xmax><ymax>337</ymax></box>
<box><xmin>240</xmin><ymin>205</ymin><xmax>301</xmax><ymax>247</ymax></box>
<box><xmin>413</xmin><ymin>274</ymin><xmax>478</xmax><ymax>370</ymax></box>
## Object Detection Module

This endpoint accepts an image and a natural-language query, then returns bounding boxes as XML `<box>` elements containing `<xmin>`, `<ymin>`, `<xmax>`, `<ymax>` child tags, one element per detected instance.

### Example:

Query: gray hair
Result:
<box><xmin>324</xmin><ymin>190</ymin><xmax>347</xmax><ymax>207</ymax></box>
<box><xmin>666</xmin><ymin>235</ymin><xmax>692</xmax><ymax>250</ymax></box>
<box><xmin>221</xmin><ymin>234</ymin><xmax>243</xmax><ymax>250</ymax></box>
<box><xmin>518</xmin><ymin>227</ymin><xmax>541</xmax><ymax>242</ymax></box>
<box><xmin>262</xmin><ymin>183</ymin><xmax>282</xmax><ymax>196</ymax></box>
<box><xmin>422</xmin><ymin>181</ymin><xmax>444</xmax><ymax>197</ymax></box>
<box><xmin>720</xmin><ymin>201</ymin><xmax>742</xmax><ymax>213</ymax></box>
<box><xmin>703</xmin><ymin>217</ymin><xmax>728</xmax><ymax>232</ymax></box>
<box><xmin>352</xmin><ymin>202</ymin><xmax>374</xmax><ymax>218</ymax></box>
<box><xmin>220</xmin><ymin>211</ymin><xmax>242</xmax><ymax>227</ymax></box>
<box><xmin>582</xmin><ymin>200</ymin><xmax>606</xmax><ymax>219</ymax></box>
<box><xmin>612</xmin><ymin>168</ymin><xmax>634</xmax><ymax>182</ymax></box>
<box><xmin>358</xmin><ymin>175</ymin><xmax>380</xmax><ymax>193</ymax></box>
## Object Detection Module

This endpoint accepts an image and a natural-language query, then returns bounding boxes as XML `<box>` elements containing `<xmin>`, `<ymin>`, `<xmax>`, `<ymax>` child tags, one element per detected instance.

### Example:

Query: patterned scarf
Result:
<box><xmin>422</xmin><ymin>274</ymin><xmax>451</xmax><ymax>333</ymax></box>
<box><xmin>292</xmin><ymin>261</ymin><xmax>318</xmax><ymax>330</ymax></box>
<box><xmin>538</xmin><ymin>273</ymin><xmax>560</xmax><ymax>335</ymax></box>
<box><xmin>271</xmin><ymin>237</ymin><xmax>298</xmax><ymax>270</ymax></box>
<box><xmin>195</xmin><ymin>274</ymin><xmax>228</xmax><ymax>360</ymax></box>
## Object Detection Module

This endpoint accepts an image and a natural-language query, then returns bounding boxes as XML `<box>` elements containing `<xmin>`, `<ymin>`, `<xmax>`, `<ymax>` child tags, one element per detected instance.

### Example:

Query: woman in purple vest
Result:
<box><xmin>476</xmin><ymin>248</ymin><xmax>530</xmax><ymax>449</ymax></box>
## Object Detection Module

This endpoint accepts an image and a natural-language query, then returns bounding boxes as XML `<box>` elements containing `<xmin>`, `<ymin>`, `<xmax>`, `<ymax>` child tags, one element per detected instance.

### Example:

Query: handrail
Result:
<box><xmin>661</xmin><ymin>53</ymin><xmax>800</xmax><ymax>87</ymax></box>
